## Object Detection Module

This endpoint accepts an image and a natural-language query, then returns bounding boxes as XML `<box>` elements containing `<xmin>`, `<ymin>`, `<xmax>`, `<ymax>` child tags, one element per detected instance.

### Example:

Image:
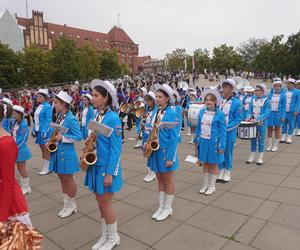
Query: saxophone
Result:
<box><xmin>46</xmin><ymin>128</ymin><xmax>59</xmax><ymax>152</ymax></box>
<box><xmin>80</xmin><ymin>131</ymin><xmax>97</xmax><ymax>171</ymax></box>
<box><xmin>143</xmin><ymin>122</ymin><xmax>160</xmax><ymax>158</ymax></box>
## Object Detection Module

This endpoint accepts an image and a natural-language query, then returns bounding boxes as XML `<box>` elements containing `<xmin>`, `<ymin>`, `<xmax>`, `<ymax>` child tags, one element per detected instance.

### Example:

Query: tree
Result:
<box><xmin>193</xmin><ymin>48</ymin><xmax>211</xmax><ymax>72</ymax></box>
<box><xmin>19</xmin><ymin>45</ymin><xmax>52</xmax><ymax>86</ymax></box>
<box><xmin>237</xmin><ymin>38</ymin><xmax>267</xmax><ymax>70</ymax></box>
<box><xmin>286</xmin><ymin>31</ymin><xmax>300</xmax><ymax>76</ymax></box>
<box><xmin>165</xmin><ymin>48</ymin><xmax>187</xmax><ymax>72</ymax></box>
<box><xmin>0</xmin><ymin>42</ymin><xmax>20</xmax><ymax>89</ymax></box>
<box><xmin>77</xmin><ymin>44</ymin><xmax>100</xmax><ymax>81</ymax></box>
<box><xmin>211</xmin><ymin>44</ymin><xmax>242</xmax><ymax>73</ymax></box>
<box><xmin>51</xmin><ymin>35</ymin><xmax>80</xmax><ymax>83</ymax></box>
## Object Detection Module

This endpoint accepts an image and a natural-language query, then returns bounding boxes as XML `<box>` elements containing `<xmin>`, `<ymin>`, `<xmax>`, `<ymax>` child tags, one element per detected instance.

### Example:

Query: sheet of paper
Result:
<box><xmin>50</xmin><ymin>123</ymin><xmax>68</xmax><ymax>133</ymax></box>
<box><xmin>184</xmin><ymin>155</ymin><xmax>198</xmax><ymax>164</ymax></box>
<box><xmin>88</xmin><ymin>120</ymin><xmax>113</xmax><ymax>137</ymax></box>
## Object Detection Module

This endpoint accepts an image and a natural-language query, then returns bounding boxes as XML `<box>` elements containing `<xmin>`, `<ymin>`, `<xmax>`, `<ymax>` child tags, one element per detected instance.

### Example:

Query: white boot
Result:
<box><xmin>152</xmin><ymin>192</ymin><xmax>165</xmax><ymax>219</ymax></box>
<box><xmin>280</xmin><ymin>134</ymin><xmax>287</xmax><ymax>143</ymax></box>
<box><xmin>39</xmin><ymin>159</ymin><xmax>50</xmax><ymax>175</ymax></box>
<box><xmin>99</xmin><ymin>221</ymin><xmax>120</xmax><ymax>250</ymax></box>
<box><xmin>145</xmin><ymin>170</ymin><xmax>156</xmax><ymax>182</ymax></box>
<box><xmin>257</xmin><ymin>153</ymin><xmax>264</xmax><ymax>165</ymax></box>
<box><xmin>246</xmin><ymin>152</ymin><xmax>256</xmax><ymax>164</ymax></box>
<box><xmin>205</xmin><ymin>174</ymin><xmax>217</xmax><ymax>195</ymax></box>
<box><xmin>58</xmin><ymin>193</ymin><xmax>68</xmax><ymax>217</ymax></box>
<box><xmin>271</xmin><ymin>139</ymin><xmax>279</xmax><ymax>152</ymax></box>
<box><xmin>92</xmin><ymin>218</ymin><xmax>108</xmax><ymax>250</ymax></box>
<box><xmin>293</xmin><ymin>129</ymin><xmax>296</xmax><ymax>136</ymax></box>
<box><xmin>20</xmin><ymin>177</ymin><xmax>32</xmax><ymax>195</ymax></box>
<box><xmin>134</xmin><ymin>140</ymin><xmax>142</xmax><ymax>149</ymax></box>
<box><xmin>189</xmin><ymin>136</ymin><xmax>194</xmax><ymax>144</ymax></box>
<box><xmin>60</xmin><ymin>196</ymin><xmax>77</xmax><ymax>218</ymax></box>
<box><xmin>297</xmin><ymin>129</ymin><xmax>300</xmax><ymax>136</ymax></box>
<box><xmin>286</xmin><ymin>135</ymin><xmax>292</xmax><ymax>144</ymax></box>
<box><xmin>199</xmin><ymin>172</ymin><xmax>209</xmax><ymax>194</ymax></box>
<box><xmin>186</xmin><ymin>127</ymin><xmax>191</xmax><ymax>136</ymax></box>
<box><xmin>223</xmin><ymin>169</ymin><xmax>231</xmax><ymax>182</ymax></box>
<box><xmin>143</xmin><ymin>167</ymin><xmax>151</xmax><ymax>182</ymax></box>
<box><xmin>216</xmin><ymin>168</ymin><xmax>225</xmax><ymax>182</ymax></box>
<box><xmin>156</xmin><ymin>194</ymin><xmax>174</xmax><ymax>221</ymax></box>
<box><xmin>266</xmin><ymin>138</ymin><xmax>272</xmax><ymax>151</ymax></box>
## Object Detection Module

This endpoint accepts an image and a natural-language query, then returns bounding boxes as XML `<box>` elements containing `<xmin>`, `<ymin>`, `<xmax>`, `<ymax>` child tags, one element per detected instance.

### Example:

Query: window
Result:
<box><xmin>121</xmin><ymin>54</ymin><xmax>126</xmax><ymax>63</ymax></box>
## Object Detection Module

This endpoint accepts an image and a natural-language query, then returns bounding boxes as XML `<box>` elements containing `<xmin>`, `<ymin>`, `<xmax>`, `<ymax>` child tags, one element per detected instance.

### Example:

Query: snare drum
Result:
<box><xmin>188</xmin><ymin>103</ymin><xmax>205</xmax><ymax>126</ymax></box>
<box><xmin>238</xmin><ymin>121</ymin><xmax>257</xmax><ymax>139</ymax></box>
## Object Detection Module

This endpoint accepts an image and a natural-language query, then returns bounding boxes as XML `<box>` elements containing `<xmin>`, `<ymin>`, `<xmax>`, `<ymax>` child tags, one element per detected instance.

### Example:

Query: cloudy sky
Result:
<box><xmin>2</xmin><ymin>0</ymin><xmax>300</xmax><ymax>58</ymax></box>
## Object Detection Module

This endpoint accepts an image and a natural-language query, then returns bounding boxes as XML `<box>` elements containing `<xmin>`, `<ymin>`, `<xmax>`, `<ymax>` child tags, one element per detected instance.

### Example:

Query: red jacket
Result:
<box><xmin>0</xmin><ymin>135</ymin><xmax>28</xmax><ymax>222</ymax></box>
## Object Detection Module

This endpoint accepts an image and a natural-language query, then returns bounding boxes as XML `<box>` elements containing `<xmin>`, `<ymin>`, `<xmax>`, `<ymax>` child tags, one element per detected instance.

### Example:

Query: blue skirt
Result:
<box><xmin>35</xmin><ymin>131</ymin><xmax>50</xmax><ymax>145</ymax></box>
<box><xmin>84</xmin><ymin>164</ymin><xmax>123</xmax><ymax>195</ymax></box>
<box><xmin>49</xmin><ymin>148</ymin><xmax>80</xmax><ymax>174</ymax></box>
<box><xmin>17</xmin><ymin>145</ymin><xmax>32</xmax><ymax>163</ymax></box>
<box><xmin>81</xmin><ymin>126</ymin><xmax>88</xmax><ymax>140</ymax></box>
<box><xmin>149</xmin><ymin>148</ymin><xmax>179</xmax><ymax>173</ymax></box>
<box><xmin>198</xmin><ymin>138</ymin><xmax>224</xmax><ymax>164</ymax></box>
<box><xmin>267</xmin><ymin>111</ymin><xmax>283</xmax><ymax>127</ymax></box>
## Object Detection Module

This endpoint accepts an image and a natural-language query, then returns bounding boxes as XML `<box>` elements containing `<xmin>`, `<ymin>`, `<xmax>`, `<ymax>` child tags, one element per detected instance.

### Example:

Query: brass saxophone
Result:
<box><xmin>143</xmin><ymin>122</ymin><xmax>160</xmax><ymax>158</ymax></box>
<box><xmin>80</xmin><ymin>131</ymin><xmax>97</xmax><ymax>171</ymax></box>
<box><xmin>46</xmin><ymin>128</ymin><xmax>59</xmax><ymax>153</ymax></box>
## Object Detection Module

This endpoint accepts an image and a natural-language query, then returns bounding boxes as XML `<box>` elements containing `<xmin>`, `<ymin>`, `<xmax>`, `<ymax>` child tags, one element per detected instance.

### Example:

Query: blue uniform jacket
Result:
<box><xmin>171</xmin><ymin>105</ymin><xmax>183</xmax><ymax>143</ymax></box>
<box><xmin>142</xmin><ymin>105</ymin><xmax>158</xmax><ymax>146</ymax></box>
<box><xmin>247</xmin><ymin>96</ymin><xmax>271</xmax><ymax>125</ymax></box>
<box><xmin>268</xmin><ymin>90</ymin><xmax>286</xmax><ymax>120</ymax></box>
<box><xmin>284</xmin><ymin>88</ymin><xmax>300</xmax><ymax>113</ymax></box>
<box><xmin>223</xmin><ymin>97</ymin><xmax>243</xmax><ymax>132</ymax></box>
<box><xmin>14</xmin><ymin>119</ymin><xmax>29</xmax><ymax>150</ymax></box>
<box><xmin>33</xmin><ymin>101</ymin><xmax>53</xmax><ymax>137</ymax></box>
<box><xmin>82</xmin><ymin>105</ymin><xmax>95</xmax><ymax>127</ymax></box>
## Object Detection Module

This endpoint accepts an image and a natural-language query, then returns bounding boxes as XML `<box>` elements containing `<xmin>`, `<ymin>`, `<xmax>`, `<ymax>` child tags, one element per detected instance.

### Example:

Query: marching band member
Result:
<box><xmin>218</xmin><ymin>79</ymin><xmax>242</xmax><ymax>182</ymax></box>
<box><xmin>81</xmin><ymin>93</ymin><xmax>95</xmax><ymax>139</ymax></box>
<box><xmin>49</xmin><ymin>91</ymin><xmax>82</xmax><ymax>218</ymax></box>
<box><xmin>280</xmin><ymin>78</ymin><xmax>299</xmax><ymax>143</ymax></box>
<box><xmin>295</xmin><ymin>80</ymin><xmax>300</xmax><ymax>136</ymax></box>
<box><xmin>186</xmin><ymin>91</ymin><xmax>198</xmax><ymax>143</ymax></box>
<box><xmin>266</xmin><ymin>80</ymin><xmax>286</xmax><ymax>152</ymax></box>
<box><xmin>241</xmin><ymin>86</ymin><xmax>255</xmax><ymax>120</ymax></box>
<box><xmin>142</xmin><ymin>91</ymin><xmax>157</xmax><ymax>182</ymax></box>
<box><xmin>246</xmin><ymin>83</ymin><xmax>271</xmax><ymax>165</ymax></box>
<box><xmin>134</xmin><ymin>87</ymin><xmax>147</xmax><ymax>149</ymax></box>
<box><xmin>172</xmin><ymin>90</ymin><xmax>183</xmax><ymax>144</ymax></box>
<box><xmin>85</xmin><ymin>80</ymin><xmax>123</xmax><ymax>250</ymax></box>
<box><xmin>147</xmin><ymin>84</ymin><xmax>179</xmax><ymax>221</ymax></box>
<box><xmin>194</xmin><ymin>89</ymin><xmax>226</xmax><ymax>195</ymax></box>
<box><xmin>179</xmin><ymin>90</ymin><xmax>187</xmax><ymax>130</ymax></box>
<box><xmin>33</xmin><ymin>89</ymin><xmax>53</xmax><ymax>175</ymax></box>
<box><xmin>1</xmin><ymin>97</ymin><xmax>13</xmax><ymax>132</ymax></box>
<box><xmin>11</xmin><ymin>105</ymin><xmax>32</xmax><ymax>194</ymax></box>
<box><xmin>237</xmin><ymin>87</ymin><xmax>245</xmax><ymax>103</ymax></box>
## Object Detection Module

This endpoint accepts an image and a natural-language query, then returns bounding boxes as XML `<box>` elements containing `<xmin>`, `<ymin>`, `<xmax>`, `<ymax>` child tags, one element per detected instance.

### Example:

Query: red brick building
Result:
<box><xmin>16</xmin><ymin>10</ymin><xmax>149</xmax><ymax>74</ymax></box>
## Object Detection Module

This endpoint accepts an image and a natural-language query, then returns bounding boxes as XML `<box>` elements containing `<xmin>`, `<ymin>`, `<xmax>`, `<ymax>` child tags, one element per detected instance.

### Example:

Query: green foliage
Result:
<box><xmin>99</xmin><ymin>49</ymin><xmax>126</xmax><ymax>78</ymax></box>
<box><xmin>77</xmin><ymin>44</ymin><xmax>100</xmax><ymax>80</ymax></box>
<box><xmin>165</xmin><ymin>48</ymin><xmax>187</xmax><ymax>72</ymax></box>
<box><xmin>193</xmin><ymin>48</ymin><xmax>211</xmax><ymax>72</ymax></box>
<box><xmin>0</xmin><ymin>43</ymin><xmax>20</xmax><ymax>88</ymax></box>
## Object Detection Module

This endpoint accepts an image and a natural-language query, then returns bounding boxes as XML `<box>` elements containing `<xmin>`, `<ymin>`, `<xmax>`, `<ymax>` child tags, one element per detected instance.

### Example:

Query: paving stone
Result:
<box><xmin>270</xmin><ymin>187</ymin><xmax>300</xmax><ymax>206</ymax></box>
<box><xmin>186</xmin><ymin>206</ymin><xmax>248</xmax><ymax>237</ymax></box>
<box><xmin>153</xmin><ymin>224</ymin><xmax>227</xmax><ymax>250</ymax></box>
<box><xmin>256</xmin><ymin>164</ymin><xmax>294</xmax><ymax>176</ymax></box>
<box><xmin>280</xmin><ymin>176</ymin><xmax>300</xmax><ymax>189</ymax></box>
<box><xmin>245</xmin><ymin>172</ymin><xmax>286</xmax><ymax>186</ymax></box>
<box><xmin>173</xmin><ymin>170</ymin><xmax>203</xmax><ymax>184</ymax></box>
<box><xmin>113</xmin><ymin>183</ymin><xmax>141</xmax><ymax>200</ymax></box>
<box><xmin>270</xmin><ymin>203</ymin><xmax>300</xmax><ymax>229</ymax></box>
<box><xmin>253</xmin><ymin>200</ymin><xmax>280</xmax><ymax>220</ymax></box>
<box><xmin>122</xmin><ymin>189</ymin><xmax>159</xmax><ymax>209</ymax></box>
<box><xmin>28</xmin><ymin>195</ymin><xmax>60</xmax><ymax>216</ymax></box>
<box><xmin>41</xmin><ymin>237</ymin><xmax>63</xmax><ymax>250</ymax></box>
<box><xmin>222</xmin><ymin>240</ymin><xmax>258</xmax><ymax>250</ymax></box>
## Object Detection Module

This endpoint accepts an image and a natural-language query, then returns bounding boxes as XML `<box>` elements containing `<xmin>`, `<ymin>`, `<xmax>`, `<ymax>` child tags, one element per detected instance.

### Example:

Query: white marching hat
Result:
<box><xmin>91</xmin><ymin>79</ymin><xmax>118</xmax><ymax>108</ymax></box>
<box><xmin>244</xmin><ymin>86</ymin><xmax>255</xmax><ymax>92</ymax></box>
<box><xmin>12</xmin><ymin>105</ymin><xmax>25</xmax><ymax>114</ymax></box>
<box><xmin>37</xmin><ymin>88</ymin><xmax>49</xmax><ymax>97</ymax></box>
<box><xmin>255</xmin><ymin>83</ymin><xmax>267</xmax><ymax>95</ymax></box>
<box><xmin>272</xmin><ymin>80</ymin><xmax>283</xmax><ymax>88</ymax></box>
<box><xmin>173</xmin><ymin>90</ymin><xmax>180</xmax><ymax>103</ymax></box>
<box><xmin>222</xmin><ymin>79</ymin><xmax>237</xmax><ymax>92</ymax></box>
<box><xmin>296</xmin><ymin>80</ymin><xmax>300</xmax><ymax>84</ymax></box>
<box><xmin>201</xmin><ymin>88</ymin><xmax>222</xmax><ymax>107</ymax></box>
<box><xmin>83</xmin><ymin>93</ymin><xmax>92</xmax><ymax>101</ymax></box>
<box><xmin>139</xmin><ymin>87</ymin><xmax>148</xmax><ymax>96</ymax></box>
<box><xmin>287</xmin><ymin>78</ymin><xmax>296</xmax><ymax>84</ymax></box>
<box><xmin>54</xmin><ymin>91</ymin><xmax>73</xmax><ymax>104</ymax></box>
<box><xmin>145</xmin><ymin>91</ymin><xmax>156</xmax><ymax>101</ymax></box>
<box><xmin>2</xmin><ymin>97</ymin><xmax>13</xmax><ymax>106</ymax></box>
<box><xmin>189</xmin><ymin>91</ymin><xmax>197</xmax><ymax>97</ymax></box>
<box><xmin>155</xmin><ymin>84</ymin><xmax>175</xmax><ymax>104</ymax></box>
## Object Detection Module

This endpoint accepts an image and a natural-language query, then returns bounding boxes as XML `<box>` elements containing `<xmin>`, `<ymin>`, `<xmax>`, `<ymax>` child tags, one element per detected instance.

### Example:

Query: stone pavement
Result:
<box><xmin>24</xmin><ymin>128</ymin><xmax>300</xmax><ymax>250</ymax></box>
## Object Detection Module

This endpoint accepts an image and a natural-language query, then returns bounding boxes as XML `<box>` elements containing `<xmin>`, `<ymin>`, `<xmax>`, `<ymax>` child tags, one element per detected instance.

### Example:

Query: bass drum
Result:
<box><xmin>188</xmin><ymin>103</ymin><xmax>205</xmax><ymax>126</ymax></box>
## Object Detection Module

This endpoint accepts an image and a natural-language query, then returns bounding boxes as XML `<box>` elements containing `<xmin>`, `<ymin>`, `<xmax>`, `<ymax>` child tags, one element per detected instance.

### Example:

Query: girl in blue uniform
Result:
<box><xmin>241</xmin><ymin>86</ymin><xmax>255</xmax><ymax>120</ymax></box>
<box><xmin>85</xmin><ymin>80</ymin><xmax>123</xmax><ymax>250</ymax></box>
<box><xmin>186</xmin><ymin>91</ymin><xmax>198</xmax><ymax>143</ymax></box>
<box><xmin>246</xmin><ymin>83</ymin><xmax>271</xmax><ymax>165</ymax></box>
<box><xmin>296</xmin><ymin>80</ymin><xmax>300</xmax><ymax>136</ymax></box>
<box><xmin>33</xmin><ymin>89</ymin><xmax>53</xmax><ymax>175</ymax></box>
<box><xmin>142</xmin><ymin>91</ymin><xmax>157</xmax><ymax>183</ymax></box>
<box><xmin>147</xmin><ymin>84</ymin><xmax>179</xmax><ymax>222</ymax></box>
<box><xmin>11</xmin><ymin>105</ymin><xmax>32</xmax><ymax>195</ymax></box>
<box><xmin>266</xmin><ymin>80</ymin><xmax>286</xmax><ymax>152</ymax></box>
<box><xmin>80</xmin><ymin>93</ymin><xmax>94</xmax><ymax>139</ymax></box>
<box><xmin>1</xmin><ymin>97</ymin><xmax>13</xmax><ymax>132</ymax></box>
<box><xmin>172</xmin><ymin>90</ymin><xmax>183</xmax><ymax>144</ymax></box>
<box><xmin>194</xmin><ymin>89</ymin><xmax>226</xmax><ymax>195</ymax></box>
<box><xmin>48</xmin><ymin>91</ymin><xmax>82</xmax><ymax>219</ymax></box>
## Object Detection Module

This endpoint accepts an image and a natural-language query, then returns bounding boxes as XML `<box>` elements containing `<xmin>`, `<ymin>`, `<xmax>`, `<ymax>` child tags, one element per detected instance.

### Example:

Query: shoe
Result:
<box><xmin>134</xmin><ymin>140</ymin><xmax>142</xmax><ymax>149</ymax></box>
<box><xmin>205</xmin><ymin>174</ymin><xmax>217</xmax><ymax>195</ymax></box>
<box><xmin>92</xmin><ymin>218</ymin><xmax>108</xmax><ymax>250</ymax></box>
<box><xmin>256</xmin><ymin>153</ymin><xmax>264</xmax><ymax>165</ymax></box>
<box><xmin>58</xmin><ymin>193</ymin><xmax>67</xmax><ymax>217</ymax></box>
<box><xmin>156</xmin><ymin>194</ymin><xmax>174</xmax><ymax>221</ymax></box>
<box><xmin>271</xmin><ymin>139</ymin><xmax>279</xmax><ymax>152</ymax></box>
<box><xmin>280</xmin><ymin>134</ymin><xmax>287</xmax><ymax>143</ymax></box>
<box><xmin>216</xmin><ymin>169</ymin><xmax>225</xmax><ymax>182</ymax></box>
<box><xmin>266</xmin><ymin>138</ymin><xmax>272</xmax><ymax>152</ymax></box>
<box><xmin>98</xmin><ymin>221</ymin><xmax>120</xmax><ymax>250</ymax></box>
<box><xmin>246</xmin><ymin>152</ymin><xmax>256</xmax><ymax>164</ymax></box>
<box><xmin>199</xmin><ymin>172</ymin><xmax>209</xmax><ymax>194</ymax></box>
<box><xmin>186</xmin><ymin>127</ymin><xmax>191</xmax><ymax>136</ymax></box>
<box><xmin>223</xmin><ymin>169</ymin><xmax>231</xmax><ymax>182</ymax></box>
<box><xmin>60</xmin><ymin>196</ymin><xmax>77</xmax><ymax>218</ymax></box>
<box><xmin>152</xmin><ymin>192</ymin><xmax>165</xmax><ymax>219</ymax></box>
<box><xmin>189</xmin><ymin>137</ymin><xmax>194</xmax><ymax>144</ymax></box>
<box><xmin>297</xmin><ymin>129</ymin><xmax>300</xmax><ymax>136</ymax></box>
<box><xmin>144</xmin><ymin>171</ymin><xmax>156</xmax><ymax>182</ymax></box>
<box><xmin>39</xmin><ymin>160</ymin><xmax>50</xmax><ymax>175</ymax></box>
<box><xmin>20</xmin><ymin>177</ymin><xmax>32</xmax><ymax>195</ymax></box>
<box><xmin>286</xmin><ymin>135</ymin><xmax>292</xmax><ymax>144</ymax></box>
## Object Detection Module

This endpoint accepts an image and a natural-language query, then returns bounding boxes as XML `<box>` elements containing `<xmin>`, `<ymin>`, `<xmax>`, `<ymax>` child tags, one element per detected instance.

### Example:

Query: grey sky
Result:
<box><xmin>2</xmin><ymin>0</ymin><xmax>300</xmax><ymax>58</ymax></box>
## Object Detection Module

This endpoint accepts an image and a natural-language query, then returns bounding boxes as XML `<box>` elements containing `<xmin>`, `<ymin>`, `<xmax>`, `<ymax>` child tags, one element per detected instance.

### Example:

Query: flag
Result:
<box><xmin>192</xmin><ymin>56</ymin><xmax>195</xmax><ymax>72</ymax></box>
<box><xmin>184</xmin><ymin>57</ymin><xmax>187</xmax><ymax>72</ymax></box>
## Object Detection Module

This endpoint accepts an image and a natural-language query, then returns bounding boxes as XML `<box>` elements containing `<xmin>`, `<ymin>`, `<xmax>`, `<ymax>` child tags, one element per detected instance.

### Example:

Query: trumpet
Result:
<box><xmin>46</xmin><ymin>129</ymin><xmax>58</xmax><ymax>153</ymax></box>
<box><xmin>143</xmin><ymin>122</ymin><xmax>160</xmax><ymax>158</ymax></box>
<box><xmin>80</xmin><ymin>131</ymin><xmax>97</xmax><ymax>171</ymax></box>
